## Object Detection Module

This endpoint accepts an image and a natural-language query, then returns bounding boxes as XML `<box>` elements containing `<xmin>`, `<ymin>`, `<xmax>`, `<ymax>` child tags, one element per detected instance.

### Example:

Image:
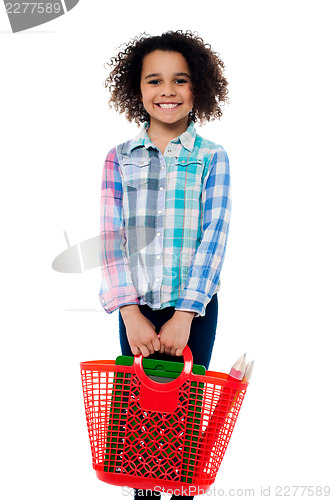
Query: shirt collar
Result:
<box><xmin>129</xmin><ymin>121</ymin><xmax>196</xmax><ymax>152</ymax></box>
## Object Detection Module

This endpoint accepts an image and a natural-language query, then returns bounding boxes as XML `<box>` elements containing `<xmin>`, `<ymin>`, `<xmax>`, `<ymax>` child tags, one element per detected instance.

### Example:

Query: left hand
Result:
<box><xmin>158</xmin><ymin>311</ymin><xmax>195</xmax><ymax>357</ymax></box>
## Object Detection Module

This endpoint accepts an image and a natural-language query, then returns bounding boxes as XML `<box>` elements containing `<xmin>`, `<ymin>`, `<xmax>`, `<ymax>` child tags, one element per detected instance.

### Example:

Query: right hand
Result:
<box><xmin>121</xmin><ymin>309</ymin><xmax>160</xmax><ymax>357</ymax></box>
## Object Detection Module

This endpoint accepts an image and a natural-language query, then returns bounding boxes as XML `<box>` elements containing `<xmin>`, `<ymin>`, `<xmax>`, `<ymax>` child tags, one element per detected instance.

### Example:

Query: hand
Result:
<box><xmin>158</xmin><ymin>311</ymin><xmax>194</xmax><ymax>357</ymax></box>
<box><xmin>122</xmin><ymin>311</ymin><xmax>160</xmax><ymax>358</ymax></box>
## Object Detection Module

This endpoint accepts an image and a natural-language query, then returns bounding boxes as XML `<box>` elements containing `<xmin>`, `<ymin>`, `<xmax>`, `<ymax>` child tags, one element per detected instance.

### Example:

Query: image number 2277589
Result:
<box><xmin>4</xmin><ymin>0</ymin><xmax>80</xmax><ymax>33</ymax></box>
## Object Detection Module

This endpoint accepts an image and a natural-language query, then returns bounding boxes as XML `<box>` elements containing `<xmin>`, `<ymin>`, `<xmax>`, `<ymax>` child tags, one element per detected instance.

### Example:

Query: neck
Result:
<box><xmin>147</xmin><ymin>117</ymin><xmax>190</xmax><ymax>144</ymax></box>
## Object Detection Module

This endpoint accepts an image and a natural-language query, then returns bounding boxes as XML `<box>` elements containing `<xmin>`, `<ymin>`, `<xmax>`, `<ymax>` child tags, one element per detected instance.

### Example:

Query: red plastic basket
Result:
<box><xmin>80</xmin><ymin>346</ymin><xmax>248</xmax><ymax>495</ymax></box>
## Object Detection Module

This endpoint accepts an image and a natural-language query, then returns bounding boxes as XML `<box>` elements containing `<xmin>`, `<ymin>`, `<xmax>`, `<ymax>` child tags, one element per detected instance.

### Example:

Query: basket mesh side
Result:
<box><xmin>81</xmin><ymin>367</ymin><xmax>247</xmax><ymax>488</ymax></box>
<box><xmin>81</xmin><ymin>369</ymin><xmax>115</xmax><ymax>468</ymax></box>
<box><xmin>103</xmin><ymin>373</ymin><xmax>203</xmax><ymax>482</ymax></box>
<box><xmin>195</xmin><ymin>382</ymin><xmax>247</xmax><ymax>486</ymax></box>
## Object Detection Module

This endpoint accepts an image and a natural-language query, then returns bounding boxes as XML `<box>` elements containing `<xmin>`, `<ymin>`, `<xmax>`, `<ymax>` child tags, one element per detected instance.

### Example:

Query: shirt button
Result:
<box><xmin>161</xmin><ymin>165</ymin><xmax>166</xmax><ymax>169</ymax></box>
<box><xmin>158</xmin><ymin>210</ymin><xmax>162</xmax><ymax>214</ymax></box>
<box><xmin>156</xmin><ymin>278</ymin><xmax>160</xmax><ymax>283</ymax></box>
<box><xmin>156</xmin><ymin>255</ymin><xmax>161</xmax><ymax>260</ymax></box>
<box><xmin>159</xmin><ymin>186</ymin><xmax>164</xmax><ymax>191</ymax></box>
<box><xmin>167</xmin><ymin>149</ymin><xmax>172</xmax><ymax>153</ymax></box>
<box><xmin>157</xmin><ymin>232</ymin><xmax>161</xmax><ymax>237</ymax></box>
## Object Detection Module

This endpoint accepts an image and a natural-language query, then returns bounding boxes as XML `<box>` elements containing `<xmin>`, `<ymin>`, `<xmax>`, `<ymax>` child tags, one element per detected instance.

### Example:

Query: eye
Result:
<box><xmin>175</xmin><ymin>79</ymin><xmax>188</xmax><ymax>84</ymax></box>
<box><xmin>148</xmin><ymin>80</ymin><xmax>160</xmax><ymax>85</ymax></box>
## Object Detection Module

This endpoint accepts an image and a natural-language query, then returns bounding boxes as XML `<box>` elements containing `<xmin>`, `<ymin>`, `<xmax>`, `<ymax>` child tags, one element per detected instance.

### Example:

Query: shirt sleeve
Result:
<box><xmin>175</xmin><ymin>147</ymin><xmax>231</xmax><ymax>317</ymax></box>
<box><xmin>98</xmin><ymin>147</ymin><xmax>140</xmax><ymax>314</ymax></box>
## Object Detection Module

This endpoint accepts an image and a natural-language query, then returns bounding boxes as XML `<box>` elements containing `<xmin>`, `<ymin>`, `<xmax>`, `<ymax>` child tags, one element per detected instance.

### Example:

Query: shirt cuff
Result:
<box><xmin>99</xmin><ymin>287</ymin><xmax>139</xmax><ymax>314</ymax></box>
<box><xmin>174</xmin><ymin>308</ymin><xmax>200</xmax><ymax>319</ymax></box>
<box><xmin>175</xmin><ymin>294</ymin><xmax>205</xmax><ymax>317</ymax></box>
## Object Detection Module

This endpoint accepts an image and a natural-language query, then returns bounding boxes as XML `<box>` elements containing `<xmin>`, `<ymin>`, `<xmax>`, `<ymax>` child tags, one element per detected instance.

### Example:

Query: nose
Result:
<box><xmin>160</xmin><ymin>82</ymin><xmax>176</xmax><ymax>97</ymax></box>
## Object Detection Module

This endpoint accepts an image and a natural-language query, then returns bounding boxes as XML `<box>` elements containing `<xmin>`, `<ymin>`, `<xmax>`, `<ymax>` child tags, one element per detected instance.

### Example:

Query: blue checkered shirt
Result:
<box><xmin>99</xmin><ymin>121</ymin><xmax>231</xmax><ymax>317</ymax></box>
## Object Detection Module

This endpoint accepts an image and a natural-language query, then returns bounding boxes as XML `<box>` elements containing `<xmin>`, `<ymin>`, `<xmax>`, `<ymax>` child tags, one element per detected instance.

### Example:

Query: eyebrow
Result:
<box><xmin>144</xmin><ymin>72</ymin><xmax>191</xmax><ymax>79</ymax></box>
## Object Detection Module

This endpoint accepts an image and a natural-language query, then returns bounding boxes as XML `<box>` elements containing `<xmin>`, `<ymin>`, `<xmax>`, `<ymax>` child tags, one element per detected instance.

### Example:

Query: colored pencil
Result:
<box><xmin>194</xmin><ymin>354</ymin><xmax>247</xmax><ymax>477</ymax></box>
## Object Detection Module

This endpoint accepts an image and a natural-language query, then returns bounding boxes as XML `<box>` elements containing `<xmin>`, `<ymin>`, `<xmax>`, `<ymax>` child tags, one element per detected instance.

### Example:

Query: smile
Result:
<box><xmin>156</xmin><ymin>103</ymin><xmax>182</xmax><ymax>109</ymax></box>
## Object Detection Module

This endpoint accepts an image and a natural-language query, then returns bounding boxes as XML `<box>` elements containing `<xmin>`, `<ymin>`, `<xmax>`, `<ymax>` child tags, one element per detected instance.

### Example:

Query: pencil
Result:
<box><xmin>195</xmin><ymin>354</ymin><xmax>246</xmax><ymax>477</ymax></box>
<box><xmin>242</xmin><ymin>360</ymin><xmax>254</xmax><ymax>383</ymax></box>
<box><xmin>225</xmin><ymin>359</ymin><xmax>254</xmax><ymax>418</ymax></box>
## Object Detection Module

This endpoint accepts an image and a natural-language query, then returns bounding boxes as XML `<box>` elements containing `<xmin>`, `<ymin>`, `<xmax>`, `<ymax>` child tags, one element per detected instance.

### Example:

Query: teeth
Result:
<box><xmin>158</xmin><ymin>103</ymin><xmax>179</xmax><ymax>109</ymax></box>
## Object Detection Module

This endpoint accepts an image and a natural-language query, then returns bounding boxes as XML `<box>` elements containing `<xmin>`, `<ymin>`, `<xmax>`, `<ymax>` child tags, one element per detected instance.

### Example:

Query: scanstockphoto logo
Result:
<box><xmin>52</xmin><ymin>228</ymin><xmax>210</xmax><ymax>280</ymax></box>
<box><xmin>52</xmin><ymin>228</ymin><xmax>218</xmax><ymax>311</ymax></box>
<box><xmin>4</xmin><ymin>1</ymin><xmax>79</xmax><ymax>33</ymax></box>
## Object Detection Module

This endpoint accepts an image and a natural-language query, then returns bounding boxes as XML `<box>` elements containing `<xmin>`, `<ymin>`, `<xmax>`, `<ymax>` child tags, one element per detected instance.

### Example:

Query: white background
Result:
<box><xmin>1</xmin><ymin>1</ymin><xmax>331</xmax><ymax>499</ymax></box>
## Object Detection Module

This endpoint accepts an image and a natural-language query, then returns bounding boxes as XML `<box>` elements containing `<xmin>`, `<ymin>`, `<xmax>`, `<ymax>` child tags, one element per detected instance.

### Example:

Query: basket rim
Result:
<box><xmin>80</xmin><ymin>360</ymin><xmax>249</xmax><ymax>390</ymax></box>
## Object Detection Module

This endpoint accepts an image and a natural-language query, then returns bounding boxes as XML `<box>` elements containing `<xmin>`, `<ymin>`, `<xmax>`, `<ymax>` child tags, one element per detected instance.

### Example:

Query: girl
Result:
<box><xmin>99</xmin><ymin>30</ymin><xmax>231</xmax><ymax>500</ymax></box>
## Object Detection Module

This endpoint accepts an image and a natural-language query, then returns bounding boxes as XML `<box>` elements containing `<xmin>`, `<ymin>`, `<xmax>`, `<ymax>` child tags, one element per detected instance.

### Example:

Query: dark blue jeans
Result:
<box><xmin>118</xmin><ymin>293</ymin><xmax>219</xmax><ymax>500</ymax></box>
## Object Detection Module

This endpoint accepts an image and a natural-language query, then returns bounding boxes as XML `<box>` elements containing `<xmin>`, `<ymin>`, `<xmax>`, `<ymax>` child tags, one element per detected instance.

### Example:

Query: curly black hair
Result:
<box><xmin>104</xmin><ymin>30</ymin><xmax>229</xmax><ymax>125</ymax></box>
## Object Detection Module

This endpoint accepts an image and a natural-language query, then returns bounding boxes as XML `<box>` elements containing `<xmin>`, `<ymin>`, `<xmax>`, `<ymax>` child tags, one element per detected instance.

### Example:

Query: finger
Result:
<box><xmin>152</xmin><ymin>336</ymin><xmax>160</xmax><ymax>351</ymax></box>
<box><xmin>140</xmin><ymin>345</ymin><xmax>150</xmax><ymax>358</ymax></box>
<box><xmin>131</xmin><ymin>345</ymin><xmax>140</xmax><ymax>356</ymax></box>
<box><xmin>164</xmin><ymin>346</ymin><xmax>171</xmax><ymax>356</ymax></box>
<box><xmin>159</xmin><ymin>339</ymin><xmax>166</xmax><ymax>354</ymax></box>
<box><xmin>146</xmin><ymin>342</ymin><xmax>155</xmax><ymax>355</ymax></box>
<box><xmin>175</xmin><ymin>347</ymin><xmax>183</xmax><ymax>357</ymax></box>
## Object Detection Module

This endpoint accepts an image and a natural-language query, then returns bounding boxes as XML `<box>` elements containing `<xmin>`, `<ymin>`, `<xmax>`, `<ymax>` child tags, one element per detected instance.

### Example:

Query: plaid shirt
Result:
<box><xmin>99</xmin><ymin>121</ymin><xmax>231</xmax><ymax>317</ymax></box>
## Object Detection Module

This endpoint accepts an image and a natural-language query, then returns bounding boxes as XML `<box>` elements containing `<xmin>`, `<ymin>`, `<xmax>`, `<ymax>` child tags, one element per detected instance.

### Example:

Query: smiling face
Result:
<box><xmin>140</xmin><ymin>50</ymin><xmax>194</xmax><ymax>131</ymax></box>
